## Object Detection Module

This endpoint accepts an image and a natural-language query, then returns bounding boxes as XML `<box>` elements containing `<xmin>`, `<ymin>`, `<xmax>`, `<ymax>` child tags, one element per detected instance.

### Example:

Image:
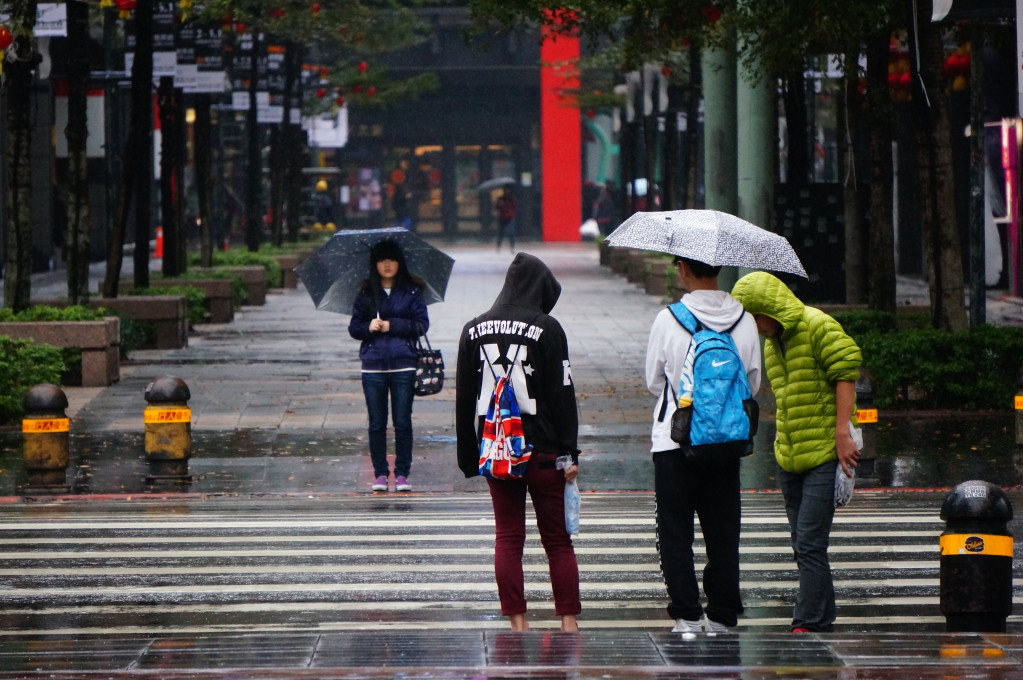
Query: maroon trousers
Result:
<box><xmin>486</xmin><ymin>456</ymin><xmax>581</xmax><ymax>617</ymax></box>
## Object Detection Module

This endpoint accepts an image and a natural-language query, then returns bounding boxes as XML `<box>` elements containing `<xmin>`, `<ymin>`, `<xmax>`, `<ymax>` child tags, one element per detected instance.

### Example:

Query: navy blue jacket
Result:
<box><xmin>348</xmin><ymin>285</ymin><xmax>429</xmax><ymax>371</ymax></box>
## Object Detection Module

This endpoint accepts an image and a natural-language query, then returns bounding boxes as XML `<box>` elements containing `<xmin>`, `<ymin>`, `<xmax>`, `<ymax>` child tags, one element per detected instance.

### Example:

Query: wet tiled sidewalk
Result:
<box><xmin>3</xmin><ymin>630</ymin><xmax>1023</xmax><ymax>678</ymax></box>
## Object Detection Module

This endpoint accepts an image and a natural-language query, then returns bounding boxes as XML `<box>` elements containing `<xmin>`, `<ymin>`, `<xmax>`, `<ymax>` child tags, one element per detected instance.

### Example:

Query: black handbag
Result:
<box><xmin>414</xmin><ymin>334</ymin><xmax>444</xmax><ymax>396</ymax></box>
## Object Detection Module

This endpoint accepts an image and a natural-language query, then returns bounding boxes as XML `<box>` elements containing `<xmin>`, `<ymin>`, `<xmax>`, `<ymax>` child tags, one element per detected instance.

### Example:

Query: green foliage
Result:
<box><xmin>0</xmin><ymin>337</ymin><xmax>66</xmax><ymax>425</ymax></box>
<box><xmin>197</xmin><ymin>0</ymin><xmax>438</xmax><ymax>111</ymax></box>
<box><xmin>117</xmin><ymin>318</ymin><xmax>154</xmax><ymax>359</ymax></box>
<box><xmin>0</xmin><ymin>305</ymin><xmax>107</xmax><ymax>322</ymax></box>
<box><xmin>855</xmin><ymin>326</ymin><xmax>1023</xmax><ymax>410</ymax></box>
<box><xmin>126</xmin><ymin>286</ymin><xmax>207</xmax><ymax>327</ymax></box>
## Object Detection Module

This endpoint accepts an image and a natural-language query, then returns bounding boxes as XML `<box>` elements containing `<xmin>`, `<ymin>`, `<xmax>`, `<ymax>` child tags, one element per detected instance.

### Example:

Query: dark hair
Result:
<box><xmin>673</xmin><ymin>256</ymin><xmax>721</xmax><ymax>279</ymax></box>
<box><xmin>360</xmin><ymin>240</ymin><xmax>422</xmax><ymax>316</ymax></box>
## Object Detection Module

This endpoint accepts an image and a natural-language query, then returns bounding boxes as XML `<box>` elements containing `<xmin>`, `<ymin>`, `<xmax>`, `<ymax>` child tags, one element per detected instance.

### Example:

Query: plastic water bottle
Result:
<box><xmin>556</xmin><ymin>455</ymin><xmax>580</xmax><ymax>536</ymax></box>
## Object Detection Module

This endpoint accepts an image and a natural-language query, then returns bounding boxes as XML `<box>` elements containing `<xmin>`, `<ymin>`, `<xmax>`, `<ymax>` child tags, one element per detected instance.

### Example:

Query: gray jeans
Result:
<box><xmin>778</xmin><ymin>460</ymin><xmax>838</xmax><ymax>632</ymax></box>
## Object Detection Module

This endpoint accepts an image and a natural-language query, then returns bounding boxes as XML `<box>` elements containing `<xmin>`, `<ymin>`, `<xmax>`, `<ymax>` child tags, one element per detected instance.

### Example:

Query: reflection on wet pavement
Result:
<box><xmin>1</xmin><ymin>412</ymin><xmax>1018</xmax><ymax>497</ymax></box>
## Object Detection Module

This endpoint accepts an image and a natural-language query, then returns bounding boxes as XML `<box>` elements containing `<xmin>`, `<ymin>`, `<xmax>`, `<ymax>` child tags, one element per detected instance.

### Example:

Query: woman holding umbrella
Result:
<box><xmin>348</xmin><ymin>240</ymin><xmax>430</xmax><ymax>492</ymax></box>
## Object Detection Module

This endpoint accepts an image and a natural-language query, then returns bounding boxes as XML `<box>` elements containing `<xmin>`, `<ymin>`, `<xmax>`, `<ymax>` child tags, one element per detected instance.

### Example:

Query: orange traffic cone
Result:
<box><xmin>154</xmin><ymin>227</ymin><xmax>164</xmax><ymax>258</ymax></box>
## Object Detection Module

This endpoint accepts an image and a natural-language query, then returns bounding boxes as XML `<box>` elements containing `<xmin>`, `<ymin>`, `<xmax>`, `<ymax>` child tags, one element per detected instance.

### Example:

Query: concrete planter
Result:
<box><xmin>120</xmin><ymin>278</ymin><xmax>234</xmax><ymax>324</ymax></box>
<box><xmin>193</xmin><ymin>266</ymin><xmax>267</xmax><ymax>306</ymax></box>
<box><xmin>91</xmin><ymin>296</ymin><xmax>188</xmax><ymax>349</ymax></box>
<box><xmin>0</xmin><ymin>318</ymin><xmax>120</xmax><ymax>386</ymax></box>
<box><xmin>626</xmin><ymin>250</ymin><xmax>649</xmax><ymax>284</ymax></box>
<box><xmin>272</xmin><ymin>254</ymin><xmax>301</xmax><ymax>289</ymax></box>
<box><xmin>608</xmin><ymin>246</ymin><xmax>630</xmax><ymax>275</ymax></box>
<box><xmin>645</xmin><ymin>259</ymin><xmax>672</xmax><ymax>298</ymax></box>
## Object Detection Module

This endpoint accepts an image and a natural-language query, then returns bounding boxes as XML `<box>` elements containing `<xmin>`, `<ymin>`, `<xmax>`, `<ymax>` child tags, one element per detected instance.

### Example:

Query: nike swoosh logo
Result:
<box><xmin>711</xmin><ymin>360</ymin><xmax>731</xmax><ymax>367</ymax></box>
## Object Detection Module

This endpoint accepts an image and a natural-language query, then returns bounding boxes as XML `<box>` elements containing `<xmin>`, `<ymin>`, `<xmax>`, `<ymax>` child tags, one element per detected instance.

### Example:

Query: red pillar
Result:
<box><xmin>540</xmin><ymin>33</ymin><xmax>580</xmax><ymax>242</ymax></box>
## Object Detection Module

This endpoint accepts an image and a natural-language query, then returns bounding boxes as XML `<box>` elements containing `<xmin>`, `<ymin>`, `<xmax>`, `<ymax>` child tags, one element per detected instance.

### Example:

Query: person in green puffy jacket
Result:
<box><xmin>731</xmin><ymin>271</ymin><xmax>862</xmax><ymax>633</ymax></box>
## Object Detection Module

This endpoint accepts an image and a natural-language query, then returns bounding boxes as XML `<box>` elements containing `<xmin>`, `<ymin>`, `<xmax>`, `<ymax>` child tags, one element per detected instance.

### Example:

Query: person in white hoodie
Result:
<box><xmin>645</xmin><ymin>256</ymin><xmax>762</xmax><ymax>635</ymax></box>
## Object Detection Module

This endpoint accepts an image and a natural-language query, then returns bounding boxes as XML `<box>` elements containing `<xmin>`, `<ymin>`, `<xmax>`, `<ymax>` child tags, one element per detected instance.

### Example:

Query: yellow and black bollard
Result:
<box><xmin>21</xmin><ymin>384</ymin><xmax>71</xmax><ymax>493</ymax></box>
<box><xmin>854</xmin><ymin>367</ymin><xmax>877</xmax><ymax>479</ymax></box>
<box><xmin>939</xmin><ymin>480</ymin><xmax>1014</xmax><ymax>632</ymax></box>
<box><xmin>143</xmin><ymin>376</ymin><xmax>193</xmax><ymax>482</ymax></box>
<box><xmin>1015</xmin><ymin>366</ymin><xmax>1022</xmax><ymax>447</ymax></box>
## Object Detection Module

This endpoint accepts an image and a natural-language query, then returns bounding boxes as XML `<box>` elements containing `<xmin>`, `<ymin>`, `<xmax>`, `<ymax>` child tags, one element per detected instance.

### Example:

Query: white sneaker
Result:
<box><xmin>672</xmin><ymin>618</ymin><xmax>702</xmax><ymax>638</ymax></box>
<box><xmin>703</xmin><ymin>616</ymin><xmax>729</xmax><ymax>634</ymax></box>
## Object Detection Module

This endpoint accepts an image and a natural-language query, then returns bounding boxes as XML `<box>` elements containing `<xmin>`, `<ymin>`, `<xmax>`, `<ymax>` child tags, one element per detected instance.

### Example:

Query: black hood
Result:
<box><xmin>491</xmin><ymin>253</ymin><xmax>561</xmax><ymax>314</ymax></box>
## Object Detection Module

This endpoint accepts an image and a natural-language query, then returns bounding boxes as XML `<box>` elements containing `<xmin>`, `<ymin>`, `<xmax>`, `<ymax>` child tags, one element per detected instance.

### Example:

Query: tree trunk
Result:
<box><xmin>782</xmin><ymin>68</ymin><xmax>810</xmax><ymax>185</ymax></box>
<box><xmin>268</xmin><ymin>126</ymin><xmax>284</xmax><ymax>246</ymax></box>
<box><xmin>866</xmin><ymin>33</ymin><xmax>897</xmax><ymax>314</ymax></box>
<box><xmin>684</xmin><ymin>43</ymin><xmax>701</xmax><ymax>208</ymax></box>
<box><xmin>841</xmin><ymin>52</ymin><xmax>865</xmax><ymax>304</ymax></box>
<box><xmin>245</xmin><ymin>40</ymin><xmax>263</xmax><ymax>252</ymax></box>
<box><xmin>159</xmin><ymin>76</ymin><xmax>184</xmax><ymax>277</ymax></box>
<box><xmin>64</xmin><ymin>0</ymin><xmax>91</xmax><ymax>305</ymax></box>
<box><xmin>285</xmin><ymin>121</ymin><xmax>305</xmax><ymax>242</ymax></box>
<box><xmin>195</xmin><ymin>94</ymin><xmax>214</xmax><ymax>267</ymax></box>
<box><xmin>911</xmin><ymin>0</ymin><xmax>968</xmax><ymax>331</ymax></box>
<box><xmin>2</xmin><ymin>1</ymin><xmax>37</xmax><ymax>312</ymax></box>
<box><xmin>131</xmin><ymin>0</ymin><xmax>154</xmax><ymax>291</ymax></box>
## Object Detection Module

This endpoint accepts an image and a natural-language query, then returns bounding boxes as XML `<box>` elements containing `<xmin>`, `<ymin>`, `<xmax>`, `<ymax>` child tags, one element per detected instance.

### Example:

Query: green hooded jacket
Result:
<box><xmin>731</xmin><ymin>272</ymin><xmax>862</xmax><ymax>474</ymax></box>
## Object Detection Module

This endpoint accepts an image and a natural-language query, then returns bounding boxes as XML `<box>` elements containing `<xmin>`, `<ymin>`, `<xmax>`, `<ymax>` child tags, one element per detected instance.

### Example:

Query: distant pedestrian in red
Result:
<box><xmin>495</xmin><ymin>188</ymin><xmax>518</xmax><ymax>252</ymax></box>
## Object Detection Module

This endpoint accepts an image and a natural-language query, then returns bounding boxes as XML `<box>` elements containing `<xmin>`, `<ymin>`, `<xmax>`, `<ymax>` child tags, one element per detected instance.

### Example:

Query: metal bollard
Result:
<box><xmin>939</xmin><ymin>480</ymin><xmax>1014</xmax><ymax>632</ymax></box>
<box><xmin>21</xmin><ymin>384</ymin><xmax>71</xmax><ymax>493</ymax></box>
<box><xmin>854</xmin><ymin>367</ymin><xmax>877</xmax><ymax>479</ymax></box>
<box><xmin>1015</xmin><ymin>366</ymin><xmax>1022</xmax><ymax>447</ymax></box>
<box><xmin>143</xmin><ymin>376</ymin><xmax>193</xmax><ymax>482</ymax></box>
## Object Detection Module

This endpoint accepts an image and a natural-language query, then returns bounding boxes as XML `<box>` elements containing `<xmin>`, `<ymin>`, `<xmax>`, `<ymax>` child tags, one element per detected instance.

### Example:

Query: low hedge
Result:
<box><xmin>828</xmin><ymin>310</ymin><xmax>1023</xmax><ymax>409</ymax></box>
<box><xmin>0</xmin><ymin>337</ymin><xmax>66</xmax><ymax>425</ymax></box>
<box><xmin>191</xmin><ymin>249</ymin><xmax>284</xmax><ymax>288</ymax></box>
<box><xmin>0</xmin><ymin>305</ymin><xmax>106</xmax><ymax>322</ymax></box>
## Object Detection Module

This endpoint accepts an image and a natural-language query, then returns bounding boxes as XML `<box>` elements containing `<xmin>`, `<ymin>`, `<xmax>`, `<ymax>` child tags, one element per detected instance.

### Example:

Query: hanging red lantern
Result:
<box><xmin>271</xmin><ymin>8</ymin><xmax>285</xmax><ymax>18</ymax></box>
<box><xmin>367</xmin><ymin>86</ymin><xmax>376</xmax><ymax>97</ymax></box>
<box><xmin>235</xmin><ymin>22</ymin><xmax>247</xmax><ymax>34</ymax></box>
<box><xmin>335</xmin><ymin>95</ymin><xmax>345</xmax><ymax>106</ymax></box>
<box><xmin>316</xmin><ymin>88</ymin><xmax>326</xmax><ymax>99</ymax></box>
<box><xmin>357</xmin><ymin>61</ymin><xmax>368</xmax><ymax>73</ymax></box>
<box><xmin>311</xmin><ymin>2</ymin><xmax>322</xmax><ymax>14</ymax></box>
<box><xmin>0</xmin><ymin>26</ymin><xmax>12</xmax><ymax>52</ymax></box>
<box><xmin>351</xmin><ymin>84</ymin><xmax>362</xmax><ymax>94</ymax></box>
<box><xmin>319</xmin><ymin>66</ymin><xmax>329</xmax><ymax>77</ymax></box>
<box><xmin>586</xmin><ymin>109</ymin><xmax>595</xmax><ymax>119</ymax></box>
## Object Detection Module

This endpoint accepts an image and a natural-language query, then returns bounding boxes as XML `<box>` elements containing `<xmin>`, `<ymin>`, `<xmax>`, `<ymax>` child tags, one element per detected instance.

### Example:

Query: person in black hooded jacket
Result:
<box><xmin>455</xmin><ymin>252</ymin><xmax>581</xmax><ymax>632</ymax></box>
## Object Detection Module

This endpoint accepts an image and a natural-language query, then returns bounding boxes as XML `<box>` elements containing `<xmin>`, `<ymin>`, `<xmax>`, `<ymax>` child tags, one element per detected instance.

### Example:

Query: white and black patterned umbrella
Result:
<box><xmin>295</xmin><ymin>227</ymin><xmax>454</xmax><ymax>315</ymax></box>
<box><xmin>605</xmin><ymin>209</ymin><xmax>808</xmax><ymax>278</ymax></box>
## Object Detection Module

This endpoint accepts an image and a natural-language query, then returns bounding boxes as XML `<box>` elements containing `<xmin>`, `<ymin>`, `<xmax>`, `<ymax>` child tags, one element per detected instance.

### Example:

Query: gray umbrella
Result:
<box><xmin>295</xmin><ymin>227</ymin><xmax>455</xmax><ymax>314</ymax></box>
<box><xmin>477</xmin><ymin>176</ymin><xmax>517</xmax><ymax>192</ymax></box>
<box><xmin>605</xmin><ymin>209</ymin><xmax>808</xmax><ymax>278</ymax></box>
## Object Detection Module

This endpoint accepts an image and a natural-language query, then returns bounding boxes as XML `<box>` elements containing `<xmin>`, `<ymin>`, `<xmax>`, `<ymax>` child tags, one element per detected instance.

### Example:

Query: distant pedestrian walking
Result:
<box><xmin>455</xmin><ymin>253</ymin><xmax>581</xmax><ymax>632</ymax></box>
<box><xmin>645</xmin><ymin>256</ymin><xmax>761</xmax><ymax>635</ymax></box>
<box><xmin>348</xmin><ymin>240</ymin><xmax>429</xmax><ymax>493</ymax></box>
<box><xmin>495</xmin><ymin>188</ymin><xmax>518</xmax><ymax>252</ymax></box>
<box><xmin>731</xmin><ymin>271</ymin><xmax>862</xmax><ymax>633</ymax></box>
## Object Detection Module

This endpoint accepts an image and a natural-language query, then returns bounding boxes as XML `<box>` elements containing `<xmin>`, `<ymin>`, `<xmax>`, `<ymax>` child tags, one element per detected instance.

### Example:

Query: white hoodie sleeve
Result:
<box><xmin>645</xmin><ymin>308</ymin><xmax>693</xmax><ymax>452</ymax></box>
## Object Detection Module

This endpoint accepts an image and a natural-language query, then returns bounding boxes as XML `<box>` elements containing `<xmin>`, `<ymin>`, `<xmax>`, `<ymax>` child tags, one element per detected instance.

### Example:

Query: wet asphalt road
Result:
<box><xmin>2</xmin><ymin>242</ymin><xmax>1023</xmax><ymax>676</ymax></box>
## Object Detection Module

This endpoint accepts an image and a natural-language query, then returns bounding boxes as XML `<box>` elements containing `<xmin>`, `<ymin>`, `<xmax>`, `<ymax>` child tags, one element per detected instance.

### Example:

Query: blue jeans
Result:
<box><xmin>778</xmin><ymin>460</ymin><xmax>838</xmax><ymax>632</ymax></box>
<box><xmin>361</xmin><ymin>370</ymin><xmax>415</xmax><ymax>478</ymax></box>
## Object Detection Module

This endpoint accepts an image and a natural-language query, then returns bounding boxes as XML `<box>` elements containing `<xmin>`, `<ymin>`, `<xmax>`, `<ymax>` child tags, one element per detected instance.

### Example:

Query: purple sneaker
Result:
<box><xmin>395</xmin><ymin>475</ymin><xmax>411</xmax><ymax>492</ymax></box>
<box><xmin>371</xmin><ymin>476</ymin><xmax>388</xmax><ymax>492</ymax></box>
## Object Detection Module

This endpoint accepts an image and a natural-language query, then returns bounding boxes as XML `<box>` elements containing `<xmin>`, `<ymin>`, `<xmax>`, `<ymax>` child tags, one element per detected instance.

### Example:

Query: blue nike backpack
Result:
<box><xmin>667</xmin><ymin>302</ymin><xmax>758</xmax><ymax>460</ymax></box>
